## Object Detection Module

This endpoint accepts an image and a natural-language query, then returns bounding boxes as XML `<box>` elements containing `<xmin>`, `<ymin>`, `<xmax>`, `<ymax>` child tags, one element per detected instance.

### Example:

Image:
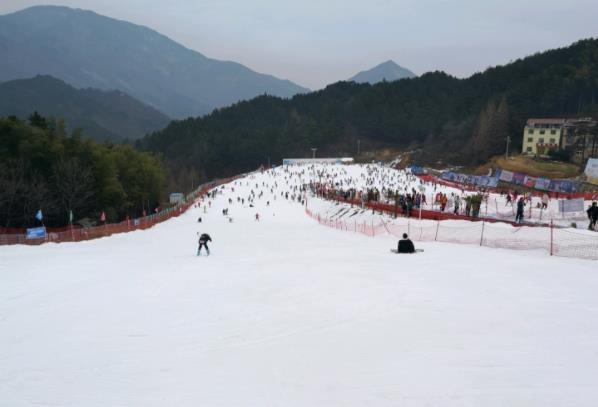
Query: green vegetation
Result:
<box><xmin>0</xmin><ymin>75</ymin><xmax>170</xmax><ymax>142</ymax></box>
<box><xmin>141</xmin><ymin>39</ymin><xmax>598</xmax><ymax>182</ymax></box>
<box><xmin>0</xmin><ymin>114</ymin><xmax>166</xmax><ymax>228</ymax></box>
<box><xmin>475</xmin><ymin>155</ymin><xmax>581</xmax><ymax>179</ymax></box>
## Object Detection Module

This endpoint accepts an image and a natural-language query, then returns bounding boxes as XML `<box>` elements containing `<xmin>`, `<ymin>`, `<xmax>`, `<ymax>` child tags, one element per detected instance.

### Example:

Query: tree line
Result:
<box><xmin>140</xmin><ymin>38</ymin><xmax>598</xmax><ymax>181</ymax></box>
<box><xmin>0</xmin><ymin>113</ymin><xmax>166</xmax><ymax>228</ymax></box>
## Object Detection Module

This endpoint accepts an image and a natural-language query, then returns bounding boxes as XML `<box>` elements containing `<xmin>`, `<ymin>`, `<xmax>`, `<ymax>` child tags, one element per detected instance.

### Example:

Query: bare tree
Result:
<box><xmin>0</xmin><ymin>159</ymin><xmax>26</xmax><ymax>227</ymax></box>
<box><xmin>52</xmin><ymin>158</ymin><xmax>95</xmax><ymax>222</ymax></box>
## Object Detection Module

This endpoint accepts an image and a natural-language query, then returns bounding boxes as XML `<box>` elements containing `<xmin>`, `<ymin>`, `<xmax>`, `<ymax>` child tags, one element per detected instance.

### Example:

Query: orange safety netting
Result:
<box><xmin>0</xmin><ymin>175</ymin><xmax>240</xmax><ymax>246</ymax></box>
<box><xmin>305</xmin><ymin>206</ymin><xmax>598</xmax><ymax>261</ymax></box>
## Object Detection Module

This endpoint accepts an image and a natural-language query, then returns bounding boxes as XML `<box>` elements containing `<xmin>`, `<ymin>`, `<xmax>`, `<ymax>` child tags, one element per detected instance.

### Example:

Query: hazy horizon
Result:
<box><xmin>1</xmin><ymin>0</ymin><xmax>598</xmax><ymax>90</ymax></box>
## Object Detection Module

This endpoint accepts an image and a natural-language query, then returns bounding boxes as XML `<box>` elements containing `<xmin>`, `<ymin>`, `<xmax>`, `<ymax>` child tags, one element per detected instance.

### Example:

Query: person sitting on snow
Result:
<box><xmin>397</xmin><ymin>233</ymin><xmax>415</xmax><ymax>254</ymax></box>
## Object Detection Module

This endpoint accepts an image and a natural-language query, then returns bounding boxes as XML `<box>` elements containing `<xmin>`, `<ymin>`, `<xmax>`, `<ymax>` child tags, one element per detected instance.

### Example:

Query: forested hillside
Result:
<box><xmin>141</xmin><ymin>39</ymin><xmax>598</xmax><ymax>188</ymax></box>
<box><xmin>0</xmin><ymin>115</ymin><xmax>166</xmax><ymax>228</ymax></box>
<box><xmin>0</xmin><ymin>75</ymin><xmax>170</xmax><ymax>141</ymax></box>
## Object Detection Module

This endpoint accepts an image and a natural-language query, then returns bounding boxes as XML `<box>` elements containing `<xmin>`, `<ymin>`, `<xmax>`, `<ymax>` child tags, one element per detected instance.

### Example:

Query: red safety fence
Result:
<box><xmin>0</xmin><ymin>175</ymin><xmax>242</xmax><ymax>246</ymax></box>
<box><xmin>305</xmin><ymin>204</ymin><xmax>598</xmax><ymax>261</ymax></box>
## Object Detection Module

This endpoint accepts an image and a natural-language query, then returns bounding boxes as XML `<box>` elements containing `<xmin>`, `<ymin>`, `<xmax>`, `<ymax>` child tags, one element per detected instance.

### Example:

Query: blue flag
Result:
<box><xmin>35</xmin><ymin>209</ymin><xmax>43</xmax><ymax>221</ymax></box>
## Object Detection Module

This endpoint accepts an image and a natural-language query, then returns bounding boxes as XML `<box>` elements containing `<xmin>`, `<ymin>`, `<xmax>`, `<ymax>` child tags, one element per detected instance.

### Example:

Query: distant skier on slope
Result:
<box><xmin>197</xmin><ymin>233</ymin><xmax>212</xmax><ymax>256</ymax></box>
<box><xmin>515</xmin><ymin>197</ymin><xmax>525</xmax><ymax>223</ymax></box>
<box><xmin>588</xmin><ymin>202</ymin><xmax>598</xmax><ymax>231</ymax></box>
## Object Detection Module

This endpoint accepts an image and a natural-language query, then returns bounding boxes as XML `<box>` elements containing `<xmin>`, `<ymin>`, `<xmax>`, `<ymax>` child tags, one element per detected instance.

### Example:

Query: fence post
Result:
<box><xmin>550</xmin><ymin>219</ymin><xmax>554</xmax><ymax>256</ymax></box>
<box><xmin>435</xmin><ymin>220</ymin><xmax>440</xmax><ymax>241</ymax></box>
<box><xmin>480</xmin><ymin>220</ymin><xmax>485</xmax><ymax>247</ymax></box>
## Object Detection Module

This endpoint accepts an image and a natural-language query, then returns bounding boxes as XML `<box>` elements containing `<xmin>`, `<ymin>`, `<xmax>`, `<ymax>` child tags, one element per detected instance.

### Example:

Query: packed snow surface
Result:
<box><xmin>1</xmin><ymin>164</ymin><xmax>598</xmax><ymax>407</ymax></box>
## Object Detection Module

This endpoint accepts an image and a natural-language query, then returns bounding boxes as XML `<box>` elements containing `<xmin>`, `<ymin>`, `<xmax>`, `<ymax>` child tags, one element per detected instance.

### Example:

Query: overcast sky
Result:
<box><xmin>1</xmin><ymin>0</ymin><xmax>598</xmax><ymax>89</ymax></box>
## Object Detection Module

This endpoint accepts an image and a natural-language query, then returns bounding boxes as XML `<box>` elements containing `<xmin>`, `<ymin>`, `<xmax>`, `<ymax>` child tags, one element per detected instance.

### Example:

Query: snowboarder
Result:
<box><xmin>588</xmin><ymin>202</ymin><xmax>598</xmax><ymax>231</ymax></box>
<box><xmin>255</xmin><ymin>213</ymin><xmax>260</xmax><ymax>221</ymax></box>
<box><xmin>397</xmin><ymin>233</ymin><xmax>415</xmax><ymax>254</ymax></box>
<box><xmin>197</xmin><ymin>233</ymin><xmax>212</xmax><ymax>256</ymax></box>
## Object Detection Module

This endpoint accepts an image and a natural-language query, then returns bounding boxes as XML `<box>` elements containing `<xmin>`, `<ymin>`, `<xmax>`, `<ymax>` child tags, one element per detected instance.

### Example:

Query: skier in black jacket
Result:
<box><xmin>397</xmin><ymin>233</ymin><xmax>415</xmax><ymax>253</ymax></box>
<box><xmin>197</xmin><ymin>233</ymin><xmax>212</xmax><ymax>256</ymax></box>
<box><xmin>588</xmin><ymin>202</ymin><xmax>598</xmax><ymax>231</ymax></box>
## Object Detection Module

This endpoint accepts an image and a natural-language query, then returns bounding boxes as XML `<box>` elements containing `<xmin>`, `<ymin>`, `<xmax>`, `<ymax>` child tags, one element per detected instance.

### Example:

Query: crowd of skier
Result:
<box><xmin>193</xmin><ymin>164</ymin><xmax>598</xmax><ymax>255</ymax></box>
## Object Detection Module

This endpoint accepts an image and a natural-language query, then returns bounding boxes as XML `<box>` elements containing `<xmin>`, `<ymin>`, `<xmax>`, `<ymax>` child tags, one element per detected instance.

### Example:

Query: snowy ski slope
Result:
<box><xmin>1</xmin><ymin>164</ymin><xmax>598</xmax><ymax>406</ymax></box>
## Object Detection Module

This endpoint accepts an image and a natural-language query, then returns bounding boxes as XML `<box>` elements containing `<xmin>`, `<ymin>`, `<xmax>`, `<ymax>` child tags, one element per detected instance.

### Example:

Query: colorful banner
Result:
<box><xmin>499</xmin><ymin>170</ymin><xmax>514</xmax><ymax>182</ymax></box>
<box><xmin>440</xmin><ymin>172</ymin><xmax>499</xmax><ymax>188</ymax></box>
<box><xmin>409</xmin><ymin>165</ymin><xmax>427</xmax><ymax>175</ymax></box>
<box><xmin>549</xmin><ymin>180</ymin><xmax>579</xmax><ymax>193</ymax></box>
<box><xmin>512</xmin><ymin>172</ymin><xmax>526</xmax><ymax>185</ymax></box>
<box><xmin>26</xmin><ymin>227</ymin><xmax>46</xmax><ymax>239</ymax></box>
<box><xmin>523</xmin><ymin>176</ymin><xmax>536</xmax><ymax>188</ymax></box>
<box><xmin>534</xmin><ymin>177</ymin><xmax>551</xmax><ymax>190</ymax></box>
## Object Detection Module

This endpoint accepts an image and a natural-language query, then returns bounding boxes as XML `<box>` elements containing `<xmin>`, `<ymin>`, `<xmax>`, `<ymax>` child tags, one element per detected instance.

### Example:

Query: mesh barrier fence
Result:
<box><xmin>0</xmin><ymin>175</ymin><xmax>242</xmax><ymax>246</ymax></box>
<box><xmin>305</xmin><ymin>205</ymin><xmax>598</xmax><ymax>261</ymax></box>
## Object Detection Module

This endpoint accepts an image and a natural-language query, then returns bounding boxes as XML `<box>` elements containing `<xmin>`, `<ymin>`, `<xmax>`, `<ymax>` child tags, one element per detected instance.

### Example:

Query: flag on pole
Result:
<box><xmin>35</xmin><ymin>209</ymin><xmax>43</xmax><ymax>221</ymax></box>
<box><xmin>100</xmin><ymin>211</ymin><xmax>106</xmax><ymax>222</ymax></box>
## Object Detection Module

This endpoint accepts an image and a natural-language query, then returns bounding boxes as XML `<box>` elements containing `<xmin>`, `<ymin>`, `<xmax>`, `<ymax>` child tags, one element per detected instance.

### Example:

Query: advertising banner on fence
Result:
<box><xmin>585</xmin><ymin>158</ymin><xmax>598</xmax><ymax>185</ymax></box>
<box><xmin>559</xmin><ymin>198</ymin><xmax>585</xmax><ymax>213</ymax></box>
<box><xmin>441</xmin><ymin>172</ymin><xmax>499</xmax><ymax>188</ymax></box>
<box><xmin>512</xmin><ymin>172</ymin><xmax>526</xmax><ymax>185</ymax></box>
<box><xmin>524</xmin><ymin>176</ymin><xmax>537</xmax><ymax>188</ymax></box>
<box><xmin>25</xmin><ymin>227</ymin><xmax>46</xmax><ymax>239</ymax></box>
<box><xmin>549</xmin><ymin>180</ymin><xmax>580</xmax><ymax>193</ymax></box>
<box><xmin>474</xmin><ymin>176</ymin><xmax>499</xmax><ymax>188</ymax></box>
<box><xmin>409</xmin><ymin>165</ymin><xmax>427</xmax><ymax>175</ymax></box>
<box><xmin>499</xmin><ymin>170</ymin><xmax>514</xmax><ymax>182</ymax></box>
<box><xmin>535</xmin><ymin>177</ymin><xmax>551</xmax><ymax>190</ymax></box>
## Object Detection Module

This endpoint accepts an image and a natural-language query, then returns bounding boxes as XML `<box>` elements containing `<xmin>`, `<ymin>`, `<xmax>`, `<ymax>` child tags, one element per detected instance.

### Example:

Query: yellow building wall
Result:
<box><xmin>521</xmin><ymin>127</ymin><xmax>561</xmax><ymax>155</ymax></box>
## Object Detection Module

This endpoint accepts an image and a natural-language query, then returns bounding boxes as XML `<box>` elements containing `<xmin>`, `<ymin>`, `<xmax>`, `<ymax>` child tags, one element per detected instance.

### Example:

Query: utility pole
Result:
<box><xmin>311</xmin><ymin>148</ymin><xmax>317</xmax><ymax>159</ymax></box>
<box><xmin>505</xmin><ymin>136</ymin><xmax>511</xmax><ymax>159</ymax></box>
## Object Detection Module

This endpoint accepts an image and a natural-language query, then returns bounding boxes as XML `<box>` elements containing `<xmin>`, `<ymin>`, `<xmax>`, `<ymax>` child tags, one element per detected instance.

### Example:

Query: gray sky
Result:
<box><xmin>1</xmin><ymin>0</ymin><xmax>598</xmax><ymax>89</ymax></box>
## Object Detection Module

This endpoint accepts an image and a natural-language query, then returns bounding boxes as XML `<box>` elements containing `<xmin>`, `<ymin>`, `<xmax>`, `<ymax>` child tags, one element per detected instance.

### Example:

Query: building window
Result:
<box><xmin>550</xmin><ymin>129</ymin><xmax>556</xmax><ymax>135</ymax></box>
<box><xmin>549</xmin><ymin>138</ymin><xmax>556</xmax><ymax>144</ymax></box>
<box><xmin>528</xmin><ymin>129</ymin><xmax>533</xmax><ymax>134</ymax></box>
<box><xmin>526</xmin><ymin>147</ymin><xmax>532</xmax><ymax>152</ymax></box>
<box><xmin>527</xmin><ymin>137</ymin><xmax>533</xmax><ymax>142</ymax></box>
<box><xmin>539</xmin><ymin>129</ymin><xmax>545</xmax><ymax>135</ymax></box>
<box><xmin>538</xmin><ymin>138</ymin><xmax>544</xmax><ymax>144</ymax></box>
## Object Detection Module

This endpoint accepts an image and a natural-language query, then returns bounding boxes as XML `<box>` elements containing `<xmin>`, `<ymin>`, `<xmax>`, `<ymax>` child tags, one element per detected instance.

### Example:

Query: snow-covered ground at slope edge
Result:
<box><xmin>1</xmin><ymin>165</ymin><xmax>598</xmax><ymax>407</ymax></box>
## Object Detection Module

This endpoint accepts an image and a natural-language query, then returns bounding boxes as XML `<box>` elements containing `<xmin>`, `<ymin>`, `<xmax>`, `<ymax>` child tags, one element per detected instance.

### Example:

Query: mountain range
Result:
<box><xmin>0</xmin><ymin>6</ymin><xmax>309</xmax><ymax>118</ymax></box>
<box><xmin>349</xmin><ymin>60</ymin><xmax>417</xmax><ymax>84</ymax></box>
<box><xmin>0</xmin><ymin>75</ymin><xmax>170</xmax><ymax>141</ymax></box>
<box><xmin>141</xmin><ymin>39</ymin><xmax>598</xmax><ymax>185</ymax></box>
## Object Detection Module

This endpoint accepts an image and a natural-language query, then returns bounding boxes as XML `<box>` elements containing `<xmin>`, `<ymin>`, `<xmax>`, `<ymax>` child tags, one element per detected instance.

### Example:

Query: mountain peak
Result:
<box><xmin>349</xmin><ymin>60</ymin><xmax>417</xmax><ymax>84</ymax></box>
<box><xmin>0</xmin><ymin>6</ymin><xmax>309</xmax><ymax>118</ymax></box>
